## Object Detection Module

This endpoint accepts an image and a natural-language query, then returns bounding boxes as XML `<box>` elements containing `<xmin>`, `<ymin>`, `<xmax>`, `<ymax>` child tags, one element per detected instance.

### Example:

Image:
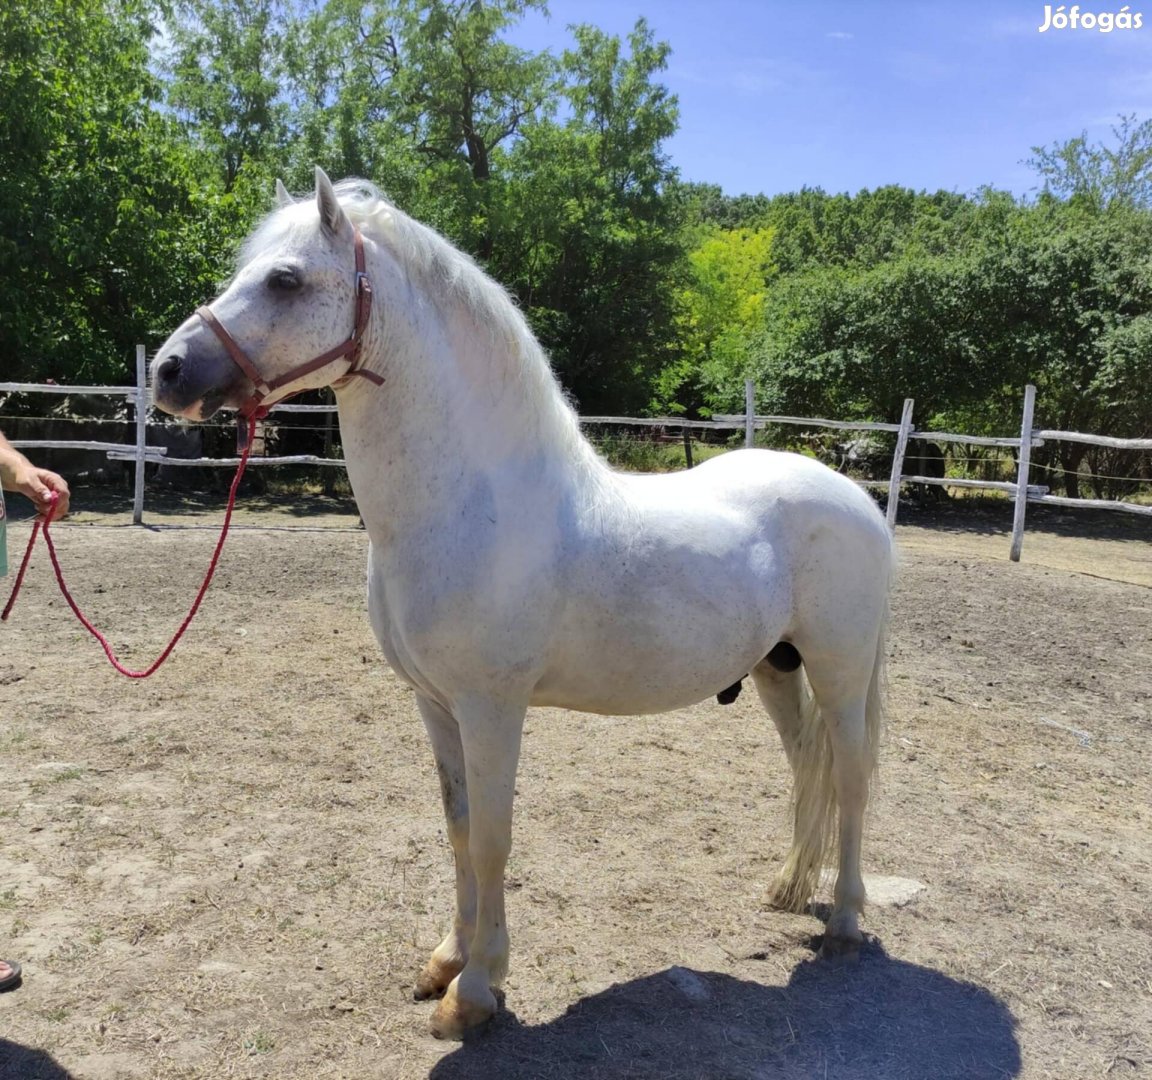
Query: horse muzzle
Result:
<box><xmin>151</xmin><ymin>329</ymin><xmax>251</xmax><ymax>421</ymax></box>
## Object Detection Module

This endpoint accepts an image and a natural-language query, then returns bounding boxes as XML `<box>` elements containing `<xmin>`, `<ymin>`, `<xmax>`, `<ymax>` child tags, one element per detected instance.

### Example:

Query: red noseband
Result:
<box><xmin>195</xmin><ymin>227</ymin><xmax>384</xmax><ymax>437</ymax></box>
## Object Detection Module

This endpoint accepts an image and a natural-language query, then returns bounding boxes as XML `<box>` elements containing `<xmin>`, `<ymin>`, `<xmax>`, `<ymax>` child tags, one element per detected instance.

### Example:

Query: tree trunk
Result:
<box><xmin>464</xmin><ymin>130</ymin><xmax>494</xmax><ymax>262</ymax></box>
<box><xmin>1060</xmin><ymin>443</ymin><xmax>1087</xmax><ymax>499</ymax></box>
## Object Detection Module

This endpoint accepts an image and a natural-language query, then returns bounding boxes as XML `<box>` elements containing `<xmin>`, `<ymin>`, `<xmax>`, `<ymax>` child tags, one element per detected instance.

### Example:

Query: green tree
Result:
<box><xmin>1027</xmin><ymin>114</ymin><xmax>1152</xmax><ymax>211</ymax></box>
<box><xmin>163</xmin><ymin>0</ymin><xmax>291</xmax><ymax>190</ymax></box>
<box><xmin>0</xmin><ymin>0</ymin><xmax>211</xmax><ymax>382</ymax></box>
<box><xmin>279</xmin><ymin>0</ymin><xmax>557</xmax><ymax>253</ymax></box>
<box><xmin>206</xmin><ymin>1</ymin><xmax>684</xmax><ymax>413</ymax></box>
<box><xmin>663</xmin><ymin>226</ymin><xmax>775</xmax><ymax>411</ymax></box>
<box><xmin>501</xmin><ymin>19</ymin><xmax>683</xmax><ymax>413</ymax></box>
<box><xmin>731</xmin><ymin>198</ymin><xmax>1152</xmax><ymax>496</ymax></box>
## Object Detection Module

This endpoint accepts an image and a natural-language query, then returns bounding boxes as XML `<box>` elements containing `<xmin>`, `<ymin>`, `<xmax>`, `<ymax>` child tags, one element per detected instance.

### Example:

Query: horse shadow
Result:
<box><xmin>0</xmin><ymin>1039</ymin><xmax>78</xmax><ymax>1079</ymax></box>
<box><xmin>430</xmin><ymin>939</ymin><xmax>1020</xmax><ymax>1080</ymax></box>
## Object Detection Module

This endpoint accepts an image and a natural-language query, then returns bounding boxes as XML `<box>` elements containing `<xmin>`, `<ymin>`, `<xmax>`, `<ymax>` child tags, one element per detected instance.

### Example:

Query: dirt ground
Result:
<box><xmin>0</xmin><ymin>489</ymin><xmax>1149</xmax><ymax>1080</ymax></box>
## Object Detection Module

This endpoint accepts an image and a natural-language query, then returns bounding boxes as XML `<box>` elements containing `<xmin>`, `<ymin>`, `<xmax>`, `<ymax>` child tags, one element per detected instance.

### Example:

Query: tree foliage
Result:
<box><xmin>726</xmin><ymin>198</ymin><xmax>1152</xmax><ymax>495</ymax></box>
<box><xmin>662</xmin><ymin>226</ymin><xmax>775</xmax><ymax>412</ymax></box>
<box><xmin>496</xmin><ymin>19</ymin><xmax>682</xmax><ymax>412</ymax></box>
<box><xmin>1027</xmin><ymin>114</ymin><xmax>1152</xmax><ymax>210</ymax></box>
<box><xmin>163</xmin><ymin>0</ymin><xmax>291</xmax><ymax>190</ymax></box>
<box><xmin>0</xmin><ymin>0</ymin><xmax>1149</xmax><ymax>492</ymax></box>
<box><xmin>0</xmin><ymin>0</ymin><xmax>221</xmax><ymax>381</ymax></box>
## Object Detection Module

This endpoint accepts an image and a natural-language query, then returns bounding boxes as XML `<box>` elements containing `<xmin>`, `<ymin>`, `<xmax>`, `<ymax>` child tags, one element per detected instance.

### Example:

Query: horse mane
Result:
<box><xmin>241</xmin><ymin>179</ymin><xmax>596</xmax><ymax>470</ymax></box>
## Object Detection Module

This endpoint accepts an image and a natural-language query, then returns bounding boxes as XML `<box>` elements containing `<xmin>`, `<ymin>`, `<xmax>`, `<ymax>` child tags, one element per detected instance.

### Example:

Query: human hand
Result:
<box><xmin>13</xmin><ymin>465</ymin><xmax>70</xmax><ymax>520</ymax></box>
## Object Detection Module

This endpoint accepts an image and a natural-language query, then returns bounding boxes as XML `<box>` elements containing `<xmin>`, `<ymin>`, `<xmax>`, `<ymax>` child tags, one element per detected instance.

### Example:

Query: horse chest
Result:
<box><xmin>365</xmin><ymin>533</ymin><xmax>555</xmax><ymax>699</ymax></box>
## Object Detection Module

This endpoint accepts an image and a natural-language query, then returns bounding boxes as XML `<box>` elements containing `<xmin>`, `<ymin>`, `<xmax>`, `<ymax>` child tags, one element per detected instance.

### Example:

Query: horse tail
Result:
<box><xmin>769</xmin><ymin>599</ymin><xmax>889</xmax><ymax>914</ymax></box>
<box><xmin>864</xmin><ymin>597</ymin><xmax>889</xmax><ymax>780</ymax></box>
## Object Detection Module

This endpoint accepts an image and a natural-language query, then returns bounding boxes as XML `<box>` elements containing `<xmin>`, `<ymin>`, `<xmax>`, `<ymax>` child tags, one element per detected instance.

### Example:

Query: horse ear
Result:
<box><xmin>275</xmin><ymin>179</ymin><xmax>294</xmax><ymax>208</ymax></box>
<box><xmin>315</xmin><ymin>166</ymin><xmax>349</xmax><ymax>237</ymax></box>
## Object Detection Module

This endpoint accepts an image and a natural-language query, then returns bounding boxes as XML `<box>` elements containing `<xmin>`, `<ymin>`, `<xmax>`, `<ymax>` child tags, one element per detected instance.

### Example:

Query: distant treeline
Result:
<box><xmin>2</xmin><ymin>0</ymin><xmax>1151</xmax><ymax>495</ymax></box>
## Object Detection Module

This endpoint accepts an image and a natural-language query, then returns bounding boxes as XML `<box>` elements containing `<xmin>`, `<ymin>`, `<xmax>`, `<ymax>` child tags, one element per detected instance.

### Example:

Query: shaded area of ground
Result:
<box><xmin>434</xmin><ymin>946</ymin><xmax>1020</xmax><ymax>1080</ymax></box>
<box><xmin>0</xmin><ymin>1040</ymin><xmax>78</xmax><ymax>1079</ymax></box>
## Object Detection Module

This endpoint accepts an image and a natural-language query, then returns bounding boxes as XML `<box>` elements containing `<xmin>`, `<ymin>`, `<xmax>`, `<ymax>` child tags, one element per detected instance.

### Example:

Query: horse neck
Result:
<box><xmin>336</xmin><ymin>282</ymin><xmax>607</xmax><ymax>531</ymax></box>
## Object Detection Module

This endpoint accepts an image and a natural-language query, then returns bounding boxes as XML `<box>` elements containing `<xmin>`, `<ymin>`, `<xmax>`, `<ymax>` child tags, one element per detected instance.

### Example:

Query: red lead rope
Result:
<box><xmin>1</xmin><ymin>418</ymin><xmax>259</xmax><ymax>678</ymax></box>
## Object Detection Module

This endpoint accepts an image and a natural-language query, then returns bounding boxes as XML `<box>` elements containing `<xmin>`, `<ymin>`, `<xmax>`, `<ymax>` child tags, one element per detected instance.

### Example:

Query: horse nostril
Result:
<box><xmin>156</xmin><ymin>355</ymin><xmax>182</xmax><ymax>384</ymax></box>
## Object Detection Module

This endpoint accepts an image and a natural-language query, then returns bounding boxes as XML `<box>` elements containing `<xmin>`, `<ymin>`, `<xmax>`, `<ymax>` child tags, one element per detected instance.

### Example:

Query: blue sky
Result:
<box><xmin>509</xmin><ymin>0</ymin><xmax>1152</xmax><ymax>198</ymax></box>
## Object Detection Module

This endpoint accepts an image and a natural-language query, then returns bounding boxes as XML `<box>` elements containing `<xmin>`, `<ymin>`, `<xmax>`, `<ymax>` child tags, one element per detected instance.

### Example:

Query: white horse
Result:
<box><xmin>151</xmin><ymin>168</ymin><xmax>893</xmax><ymax>1040</ymax></box>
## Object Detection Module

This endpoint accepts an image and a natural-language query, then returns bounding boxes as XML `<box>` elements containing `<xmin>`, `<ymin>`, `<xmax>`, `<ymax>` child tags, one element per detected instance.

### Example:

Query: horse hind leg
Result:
<box><xmin>821</xmin><ymin>693</ymin><xmax>874</xmax><ymax>953</ymax></box>
<box><xmin>754</xmin><ymin>628</ymin><xmax>885</xmax><ymax>955</ymax></box>
<box><xmin>778</xmin><ymin>629</ymin><xmax>886</xmax><ymax>953</ymax></box>
<box><xmin>751</xmin><ymin>649</ymin><xmax>805</xmax><ymax>772</ymax></box>
<box><xmin>751</xmin><ymin>655</ymin><xmax>832</xmax><ymax>914</ymax></box>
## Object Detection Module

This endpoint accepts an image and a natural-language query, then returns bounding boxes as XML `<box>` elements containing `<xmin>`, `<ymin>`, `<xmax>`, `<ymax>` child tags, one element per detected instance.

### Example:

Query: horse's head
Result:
<box><xmin>152</xmin><ymin>167</ymin><xmax>372</xmax><ymax>420</ymax></box>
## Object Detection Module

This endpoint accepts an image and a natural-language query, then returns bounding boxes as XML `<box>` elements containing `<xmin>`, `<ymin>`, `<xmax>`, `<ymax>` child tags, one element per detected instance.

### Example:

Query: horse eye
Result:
<box><xmin>267</xmin><ymin>269</ymin><xmax>301</xmax><ymax>292</ymax></box>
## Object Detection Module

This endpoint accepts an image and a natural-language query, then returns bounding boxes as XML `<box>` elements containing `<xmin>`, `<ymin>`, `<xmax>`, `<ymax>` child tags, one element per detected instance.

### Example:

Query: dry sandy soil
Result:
<box><xmin>0</xmin><ymin>490</ymin><xmax>1149</xmax><ymax>1080</ymax></box>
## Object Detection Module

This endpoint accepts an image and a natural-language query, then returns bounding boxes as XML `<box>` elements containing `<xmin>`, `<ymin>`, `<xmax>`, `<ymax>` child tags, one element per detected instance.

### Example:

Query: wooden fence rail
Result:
<box><xmin>1</xmin><ymin>359</ymin><xmax>1149</xmax><ymax>560</ymax></box>
<box><xmin>718</xmin><ymin>381</ymin><xmax>1149</xmax><ymax>558</ymax></box>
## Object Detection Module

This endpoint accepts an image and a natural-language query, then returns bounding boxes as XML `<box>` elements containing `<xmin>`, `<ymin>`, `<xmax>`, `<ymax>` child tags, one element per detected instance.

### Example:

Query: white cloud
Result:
<box><xmin>673</xmin><ymin>56</ymin><xmax>829</xmax><ymax>97</ymax></box>
<box><xmin>826</xmin><ymin>31</ymin><xmax>854</xmax><ymax>40</ymax></box>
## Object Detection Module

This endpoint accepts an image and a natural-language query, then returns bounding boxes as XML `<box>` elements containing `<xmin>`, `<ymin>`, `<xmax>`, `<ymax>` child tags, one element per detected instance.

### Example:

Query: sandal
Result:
<box><xmin>0</xmin><ymin>959</ymin><xmax>23</xmax><ymax>992</ymax></box>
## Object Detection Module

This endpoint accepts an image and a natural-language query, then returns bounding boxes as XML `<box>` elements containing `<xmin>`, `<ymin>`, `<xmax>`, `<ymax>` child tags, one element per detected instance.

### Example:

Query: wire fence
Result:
<box><xmin>2</xmin><ymin>355</ymin><xmax>1149</xmax><ymax>562</ymax></box>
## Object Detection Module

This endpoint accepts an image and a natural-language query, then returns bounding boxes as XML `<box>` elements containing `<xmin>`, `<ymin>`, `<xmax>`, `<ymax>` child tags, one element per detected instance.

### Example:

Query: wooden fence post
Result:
<box><xmin>886</xmin><ymin>397</ymin><xmax>915</xmax><ymax>530</ymax></box>
<box><xmin>1010</xmin><ymin>383</ymin><xmax>1037</xmax><ymax>562</ymax></box>
<box><xmin>322</xmin><ymin>387</ymin><xmax>337</xmax><ymax>495</ymax></box>
<box><xmin>133</xmin><ymin>345</ymin><xmax>147</xmax><ymax>525</ymax></box>
<box><xmin>682</xmin><ymin>428</ymin><xmax>694</xmax><ymax>468</ymax></box>
<box><xmin>744</xmin><ymin>379</ymin><xmax>755</xmax><ymax>449</ymax></box>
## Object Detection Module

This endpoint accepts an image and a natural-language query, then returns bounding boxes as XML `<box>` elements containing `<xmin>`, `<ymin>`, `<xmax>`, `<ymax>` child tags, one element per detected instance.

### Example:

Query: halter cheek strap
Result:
<box><xmin>195</xmin><ymin>228</ymin><xmax>384</xmax><ymax>440</ymax></box>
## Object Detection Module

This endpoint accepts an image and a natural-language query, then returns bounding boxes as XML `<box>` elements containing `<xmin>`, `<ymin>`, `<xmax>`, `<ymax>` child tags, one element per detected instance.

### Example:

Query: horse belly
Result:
<box><xmin>531</xmin><ymin>623</ymin><xmax>771</xmax><ymax>714</ymax></box>
<box><xmin>531</xmin><ymin>562</ymin><xmax>787</xmax><ymax>716</ymax></box>
<box><xmin>531</xmin><ymin>671</ymin><xmax>753</xmax><ymax>716</ymax></box>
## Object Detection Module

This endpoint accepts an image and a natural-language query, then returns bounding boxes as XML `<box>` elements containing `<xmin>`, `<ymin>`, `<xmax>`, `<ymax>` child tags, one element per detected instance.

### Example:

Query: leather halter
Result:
<box><xmin>195</xmin><ymin>228</ymin><xmax>384</xmax><ymax>430</ymax></box>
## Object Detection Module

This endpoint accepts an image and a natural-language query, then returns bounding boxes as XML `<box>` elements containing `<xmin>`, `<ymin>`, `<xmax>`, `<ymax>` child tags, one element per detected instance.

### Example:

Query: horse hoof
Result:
<box><xmin>413</xmin><ymin>974</ymin><xmax>444</xmax><ymax>1001</ymax></box>
<box><xmin>428</xmin><ymin>984</ymin><xmax>497</xmax><ymax>1040</ymax></box>
<box><xmin>413</xmin><ymin>957</ymin><xmax>464</xmax><ymax>1001</ymax></box>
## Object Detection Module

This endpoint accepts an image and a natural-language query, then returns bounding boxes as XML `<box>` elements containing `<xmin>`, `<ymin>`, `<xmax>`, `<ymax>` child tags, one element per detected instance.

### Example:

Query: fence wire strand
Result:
<box><xmin>5</xmin><ymin>382</ymin><xmax>1151</xmax><ymax>532</ymax></box>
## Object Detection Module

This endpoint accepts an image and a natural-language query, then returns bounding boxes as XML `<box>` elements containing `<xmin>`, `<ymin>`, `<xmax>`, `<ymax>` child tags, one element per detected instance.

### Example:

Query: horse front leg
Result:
<box><xmin>414</xmin><ymin>695</ymin><xmax>475</xmax><ymax>1001</ymax></box>
<box><xmin>429</xmin><ymin>695</ymin><xmax>526</xmax><ymax>1040</ymax></box>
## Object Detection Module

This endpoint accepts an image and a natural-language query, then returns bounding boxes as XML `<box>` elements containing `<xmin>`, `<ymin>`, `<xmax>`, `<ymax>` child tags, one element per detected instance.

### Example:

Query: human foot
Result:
<box><xmin>0</xmin><ymin>960</ymin><xmax>23</xmax><ymax>992</ymax></box>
